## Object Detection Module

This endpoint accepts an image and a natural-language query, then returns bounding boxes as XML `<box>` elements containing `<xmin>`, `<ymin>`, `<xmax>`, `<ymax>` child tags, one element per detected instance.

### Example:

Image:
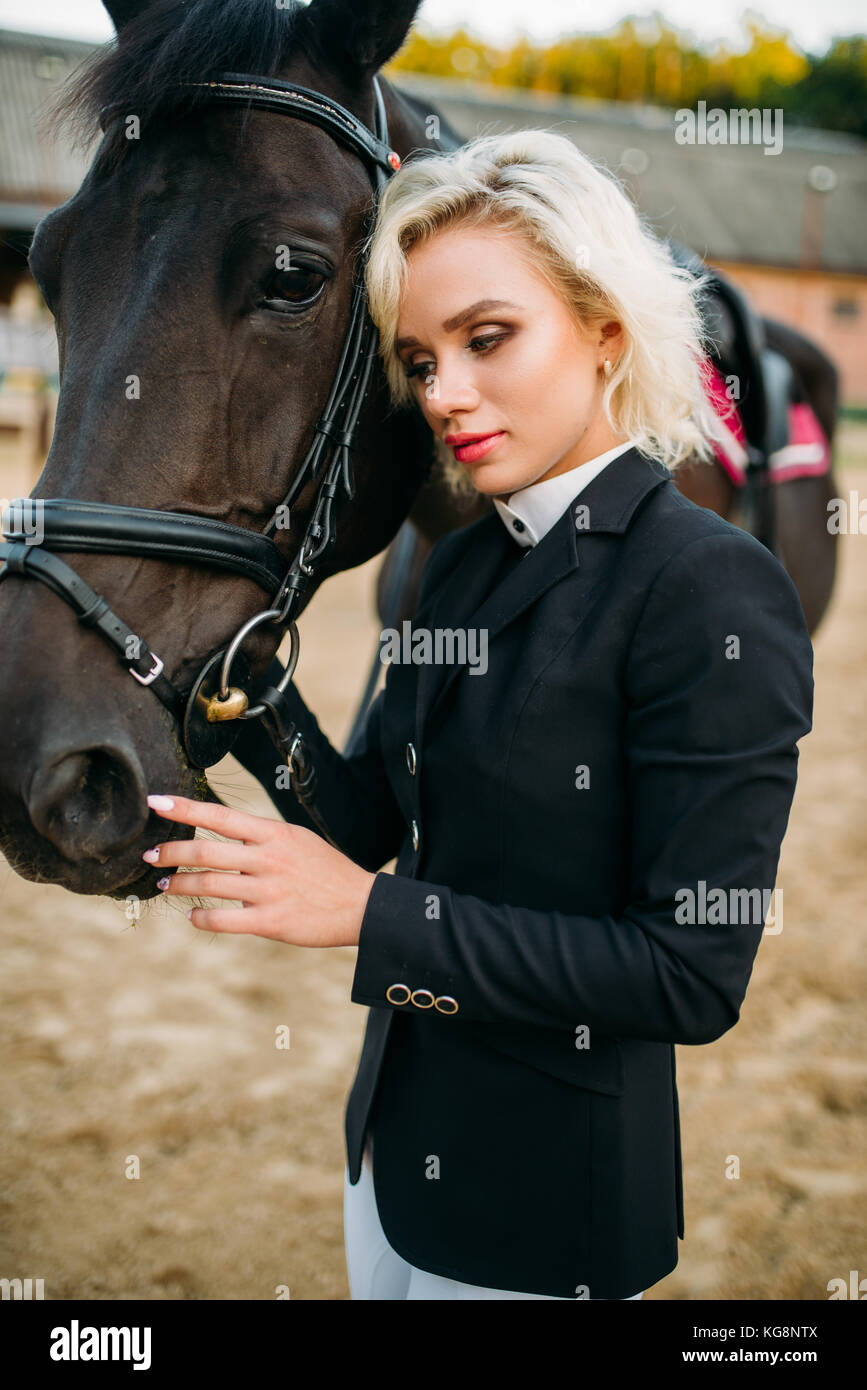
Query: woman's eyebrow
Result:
<box><xmin>396</xmin><ymin>299</ymin><xmax>523</xmax><ymax>350</ymax></box>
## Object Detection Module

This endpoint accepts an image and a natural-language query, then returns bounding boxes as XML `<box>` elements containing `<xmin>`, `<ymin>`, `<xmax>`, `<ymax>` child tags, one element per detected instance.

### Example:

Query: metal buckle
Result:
<box><xmin>297</xmin><ymin>538</ymin><xmax>315</xmax><ymax>577</ymax></box>
<box><xmin>286</xmin><ymin>730</ymin><xmax>304</xmax><ymax>772</ymax></box>
<box><xmin>130</xmin><ymin>652</ymin><xmax>164</xmax><ymax>686</ymax></box>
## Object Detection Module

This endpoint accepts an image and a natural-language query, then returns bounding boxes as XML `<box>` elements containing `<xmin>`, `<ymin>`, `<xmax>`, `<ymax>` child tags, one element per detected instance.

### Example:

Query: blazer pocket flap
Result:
<box><xmin>468</xmin><ymin>1022</ymin><xmax>624</xmax><ymax>1096</ymax></box>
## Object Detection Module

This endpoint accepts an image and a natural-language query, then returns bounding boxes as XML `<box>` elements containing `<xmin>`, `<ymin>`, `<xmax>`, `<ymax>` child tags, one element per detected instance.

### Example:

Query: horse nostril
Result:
<box><xmin>28</xmin><ymin>745</ymin><xmax>149</xmax><ymax>863</ymax></box>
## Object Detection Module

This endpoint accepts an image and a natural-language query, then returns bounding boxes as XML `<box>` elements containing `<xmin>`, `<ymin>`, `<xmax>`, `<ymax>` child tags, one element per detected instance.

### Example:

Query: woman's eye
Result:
<box><xmin>404</xmin><ymin>358</ymin><xmax>435</xmax><ymax>381</ymax></box>
<box><xmin>403</xmin><ymin>332</ymin><xmax>507</xmax><ymax>381</ymax></box>
<box><xmin>259</xmin><ymin>265</ymin><xmax>326</xmax><ymax>312</ymax></box>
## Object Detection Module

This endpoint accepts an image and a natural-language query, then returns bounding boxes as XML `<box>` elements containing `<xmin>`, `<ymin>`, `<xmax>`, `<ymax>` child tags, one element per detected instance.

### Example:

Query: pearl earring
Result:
<box><xmin>603</xmin><ymin>359</ymin><xmax>612</xmax><ymax>375</ymax></box>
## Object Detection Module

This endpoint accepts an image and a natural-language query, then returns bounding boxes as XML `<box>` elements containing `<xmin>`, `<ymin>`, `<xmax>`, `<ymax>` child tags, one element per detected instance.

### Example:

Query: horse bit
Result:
<box><xmin>0</xmin><ymin>73</ymin><xmax>402</xmax><ymax>810</ymax></box>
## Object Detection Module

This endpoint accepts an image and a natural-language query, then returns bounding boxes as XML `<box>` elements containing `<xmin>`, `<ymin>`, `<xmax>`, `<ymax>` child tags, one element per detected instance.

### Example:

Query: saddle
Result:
<box><xmin>668</xmin><ymin>242</ymin><xmax>830</xmax><ymax>552</ymax></box>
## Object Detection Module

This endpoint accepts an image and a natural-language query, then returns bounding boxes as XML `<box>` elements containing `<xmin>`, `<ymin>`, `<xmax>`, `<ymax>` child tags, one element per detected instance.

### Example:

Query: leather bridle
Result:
<box><xmin>0</xmin><ymin>73</ymin><xmax>402</xmax><ymax>784</ymax></box>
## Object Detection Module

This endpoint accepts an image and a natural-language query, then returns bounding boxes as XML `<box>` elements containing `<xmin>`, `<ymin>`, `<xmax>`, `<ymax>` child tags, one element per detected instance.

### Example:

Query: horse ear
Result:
<box><xmin>300</xmin><ymin>0</ymin><xmax>423</xmax><ymax>84</ymax></box>
<box><xmin>101</xmin><ymin>0</ymin><xmax>156</xmax><ymax>35</ymax></box>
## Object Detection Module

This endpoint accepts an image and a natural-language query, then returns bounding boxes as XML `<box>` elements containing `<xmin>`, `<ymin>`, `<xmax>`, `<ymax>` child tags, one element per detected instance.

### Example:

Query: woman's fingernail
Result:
<box><xmin>147</xmin><ymin>795</ymin><xmax>175</xmax><ymax>812</ymax></box>
<box><xmin>156</xmin><ymin>876</ymin><xmax>170</xmax><ymax>891</ymax></box>
<box><xmin>142</xmin><ymin>847</ymin><xmax>160</xmax><ymax>863</ymax></box>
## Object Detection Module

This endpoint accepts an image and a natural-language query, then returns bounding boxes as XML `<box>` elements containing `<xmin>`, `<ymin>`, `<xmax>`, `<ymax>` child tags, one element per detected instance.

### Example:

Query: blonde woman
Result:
<box><xmin>153</xmin><ymin>131</ymin><xmax>813</xmax><ymax>1299</ymax></box>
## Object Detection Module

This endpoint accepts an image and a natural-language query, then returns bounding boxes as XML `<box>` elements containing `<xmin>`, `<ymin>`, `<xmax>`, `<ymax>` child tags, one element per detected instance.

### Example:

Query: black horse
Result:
<box><xmin>0</xmin><ymin>0</ymin><xmax>837</xmax><ymax>900</ymax></box>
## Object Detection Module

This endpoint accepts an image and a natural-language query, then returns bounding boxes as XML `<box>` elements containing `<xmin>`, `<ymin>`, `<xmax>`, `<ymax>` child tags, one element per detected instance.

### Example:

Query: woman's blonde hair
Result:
<box><xmin>363</xmin><ymin>128</ymin><xmax>727</xmax><ymax>489</ymax></box>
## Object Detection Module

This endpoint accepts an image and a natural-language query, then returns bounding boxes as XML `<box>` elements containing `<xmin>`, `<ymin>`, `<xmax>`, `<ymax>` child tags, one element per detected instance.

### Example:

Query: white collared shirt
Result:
<box><xmin>492</xmin><ymin>440</ymin><xmax>639</xmax><ymax>548</ymax></box>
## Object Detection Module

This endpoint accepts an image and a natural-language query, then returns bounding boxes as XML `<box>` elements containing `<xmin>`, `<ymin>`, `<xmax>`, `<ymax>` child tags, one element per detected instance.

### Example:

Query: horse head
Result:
<box><xmin>0</xmin><ymin>0</ymin><xmax>437</xmax><ymax>897</ymax></box>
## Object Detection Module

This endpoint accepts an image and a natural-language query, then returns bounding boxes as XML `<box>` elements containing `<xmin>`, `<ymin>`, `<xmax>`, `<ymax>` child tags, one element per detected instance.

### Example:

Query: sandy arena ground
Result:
<box><xmin>1</xmin><ymin>437</ymin><xmax>865</xmax><ymax>1300</ymax></box>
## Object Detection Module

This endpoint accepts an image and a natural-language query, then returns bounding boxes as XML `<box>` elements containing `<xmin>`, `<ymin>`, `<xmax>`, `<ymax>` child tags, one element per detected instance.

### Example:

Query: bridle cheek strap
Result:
<box><xmin>1</xmin><ymin>540</ymin><xmax>183</xmax><ymax>714</ymax></box>
<box><xmin>0</xmin><ymin>73</ymin><xmax>401</xmax><ymax>774</ymax></box>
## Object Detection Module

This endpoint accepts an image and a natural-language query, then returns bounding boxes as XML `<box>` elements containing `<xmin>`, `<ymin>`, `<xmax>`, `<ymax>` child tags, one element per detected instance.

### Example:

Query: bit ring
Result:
<box><xmin>216</xmin><ymin>612</ymin><xmax>300</xmax><ymax>720</ymax></box>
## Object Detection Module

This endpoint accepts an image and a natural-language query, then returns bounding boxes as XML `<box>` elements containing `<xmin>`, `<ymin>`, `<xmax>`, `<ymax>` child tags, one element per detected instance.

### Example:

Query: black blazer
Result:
<box><xmin>233</xmin><ymin>447</ymin><xmax>814</xmax><ymax>1299</ymax></box>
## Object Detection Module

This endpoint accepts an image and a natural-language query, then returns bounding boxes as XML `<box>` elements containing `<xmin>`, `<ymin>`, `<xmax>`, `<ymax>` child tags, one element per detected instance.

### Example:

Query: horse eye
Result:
<box><xmin>259</xmin><ymin>265</ymin><xmax>326</xmax><ymax>312</ymax></box>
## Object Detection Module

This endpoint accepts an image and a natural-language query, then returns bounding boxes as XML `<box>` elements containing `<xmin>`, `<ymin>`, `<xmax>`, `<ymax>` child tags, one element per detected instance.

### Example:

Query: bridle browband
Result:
<box><xmin>0</xmin><ymin>72</ymin><xmax>402</xmax><ymax>777</ymax></box>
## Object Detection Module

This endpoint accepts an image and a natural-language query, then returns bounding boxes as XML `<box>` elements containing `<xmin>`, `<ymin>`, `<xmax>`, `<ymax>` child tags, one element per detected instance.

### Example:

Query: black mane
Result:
<box><xmin>43</xmin><ymin>0</ymin><xmax>316</xmax><ymax>167</ymax></box>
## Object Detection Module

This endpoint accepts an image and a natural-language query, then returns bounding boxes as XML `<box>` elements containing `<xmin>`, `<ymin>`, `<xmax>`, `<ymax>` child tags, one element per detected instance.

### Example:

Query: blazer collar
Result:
<box><xmin>414</xmin><ymin>447</ymin><xmax>672</xmax><ymax>738</ymax></box>
<box><xmin>492</xmin><ymin>438</ymin><xmax>641</xmax><ymax>547</ymax></box>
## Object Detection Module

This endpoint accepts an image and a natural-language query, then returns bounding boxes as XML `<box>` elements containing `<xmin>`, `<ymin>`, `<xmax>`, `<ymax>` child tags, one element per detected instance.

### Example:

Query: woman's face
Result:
<box><xmin>395</xmin><ymin>224</ymin><xmax>625</xmax><ymax>498</ymax></box>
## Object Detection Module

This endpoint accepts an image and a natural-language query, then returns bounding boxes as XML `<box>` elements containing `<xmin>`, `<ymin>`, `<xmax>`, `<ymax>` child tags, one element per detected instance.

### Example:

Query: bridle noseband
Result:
<box><xmin>0</xmin><ymin>73</ymin><xmax>401</xmax><ymax>774</ymax></box>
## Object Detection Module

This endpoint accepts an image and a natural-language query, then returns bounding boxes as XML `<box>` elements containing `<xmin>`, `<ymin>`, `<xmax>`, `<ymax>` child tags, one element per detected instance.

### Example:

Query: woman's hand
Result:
<box><xmin>142</xmin><ymin>793</ymin><xmax>376</xmax><ymax>948</ymax></box>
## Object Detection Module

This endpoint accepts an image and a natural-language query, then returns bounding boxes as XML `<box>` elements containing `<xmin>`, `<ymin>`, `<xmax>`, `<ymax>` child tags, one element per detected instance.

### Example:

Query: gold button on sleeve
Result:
<box><xmin>410</xmin><ymin>988</ymin><xmax>435</xmax><ymax>1009</ymax></box>
<box><xmin>434</xmin><ymin>995</ymin><xmax>459</xmax><ymax>1014</ymax></box>
<box><xmin>386</xmin><ymin>983</ymin><xmax>411</xmax><ymax>1005</ymax></box>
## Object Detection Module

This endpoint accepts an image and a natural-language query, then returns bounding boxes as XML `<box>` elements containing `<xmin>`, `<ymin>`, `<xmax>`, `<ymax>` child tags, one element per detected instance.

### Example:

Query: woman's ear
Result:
<box><xmin>598</xmin><ymin>320</ymin><xmax>624</xmax><ymax>368</ymax></box>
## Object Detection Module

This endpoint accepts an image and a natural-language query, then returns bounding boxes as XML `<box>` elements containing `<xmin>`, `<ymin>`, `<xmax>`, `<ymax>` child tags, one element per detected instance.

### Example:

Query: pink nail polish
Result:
<box><xmin>147</xmin><ymin>795</ymin><xmax>175</xmax><ymax>812</ymax></box>
<box><xmin>142</xmin><ymin>848</ymin><xmax>159</xmax><ymax>863</ymax></box>
<box><xmin>156</xmin><ymin>876</ymin><xmax>170</xmax><ymax>890</ymax></box>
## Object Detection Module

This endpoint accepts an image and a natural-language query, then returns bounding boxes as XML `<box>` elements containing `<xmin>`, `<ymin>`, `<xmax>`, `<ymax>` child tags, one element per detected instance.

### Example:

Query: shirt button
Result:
<box><xmin>405</xmin><ymin>741</ymin><xmax>417</xmax><ymax>775</ymax></box>
<box><xmin>410</xmin><ymin>819</ymin><xmax>419</xmax><ymax>852</ymax></box>
<box><xmin>512</xmin><ymin>518</ymin><xmax>525</xmax><ymax>533</ymax></box>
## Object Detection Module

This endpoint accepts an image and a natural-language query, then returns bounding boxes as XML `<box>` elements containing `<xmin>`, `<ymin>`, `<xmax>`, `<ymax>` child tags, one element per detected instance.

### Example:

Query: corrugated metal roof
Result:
<box><xmin>393</xmin><ymin>73</ymin><xmax>867</xmax><ymax>275</ymax></box>
<box><xmin>0</xmin><ymin>27</ymin><xmax>100</xmax><ymax>226</ymax></box>
<box><xmin>1</xmin><ymin>28</ymin><xmax>865</xmax><ymax>270</ymax></box>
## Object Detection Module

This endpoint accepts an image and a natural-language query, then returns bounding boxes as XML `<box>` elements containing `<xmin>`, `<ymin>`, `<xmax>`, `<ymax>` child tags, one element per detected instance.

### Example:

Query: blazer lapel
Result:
<box><xmin>414</xmin><ymin>447</ymin><xmax>672</xmax><ymax>740</ymax></box>
<box><xmin>412</xmin><ymin>512</ymin><xmax>511</xmax><ymax>741</ymax></box>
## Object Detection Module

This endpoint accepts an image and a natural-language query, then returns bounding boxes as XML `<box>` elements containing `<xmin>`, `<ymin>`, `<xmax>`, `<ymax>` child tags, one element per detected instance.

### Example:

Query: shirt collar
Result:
<box><xmin>492</xmin><ymin>440</ymin><xmax>640</xmax><ymax>548</ymax></box>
